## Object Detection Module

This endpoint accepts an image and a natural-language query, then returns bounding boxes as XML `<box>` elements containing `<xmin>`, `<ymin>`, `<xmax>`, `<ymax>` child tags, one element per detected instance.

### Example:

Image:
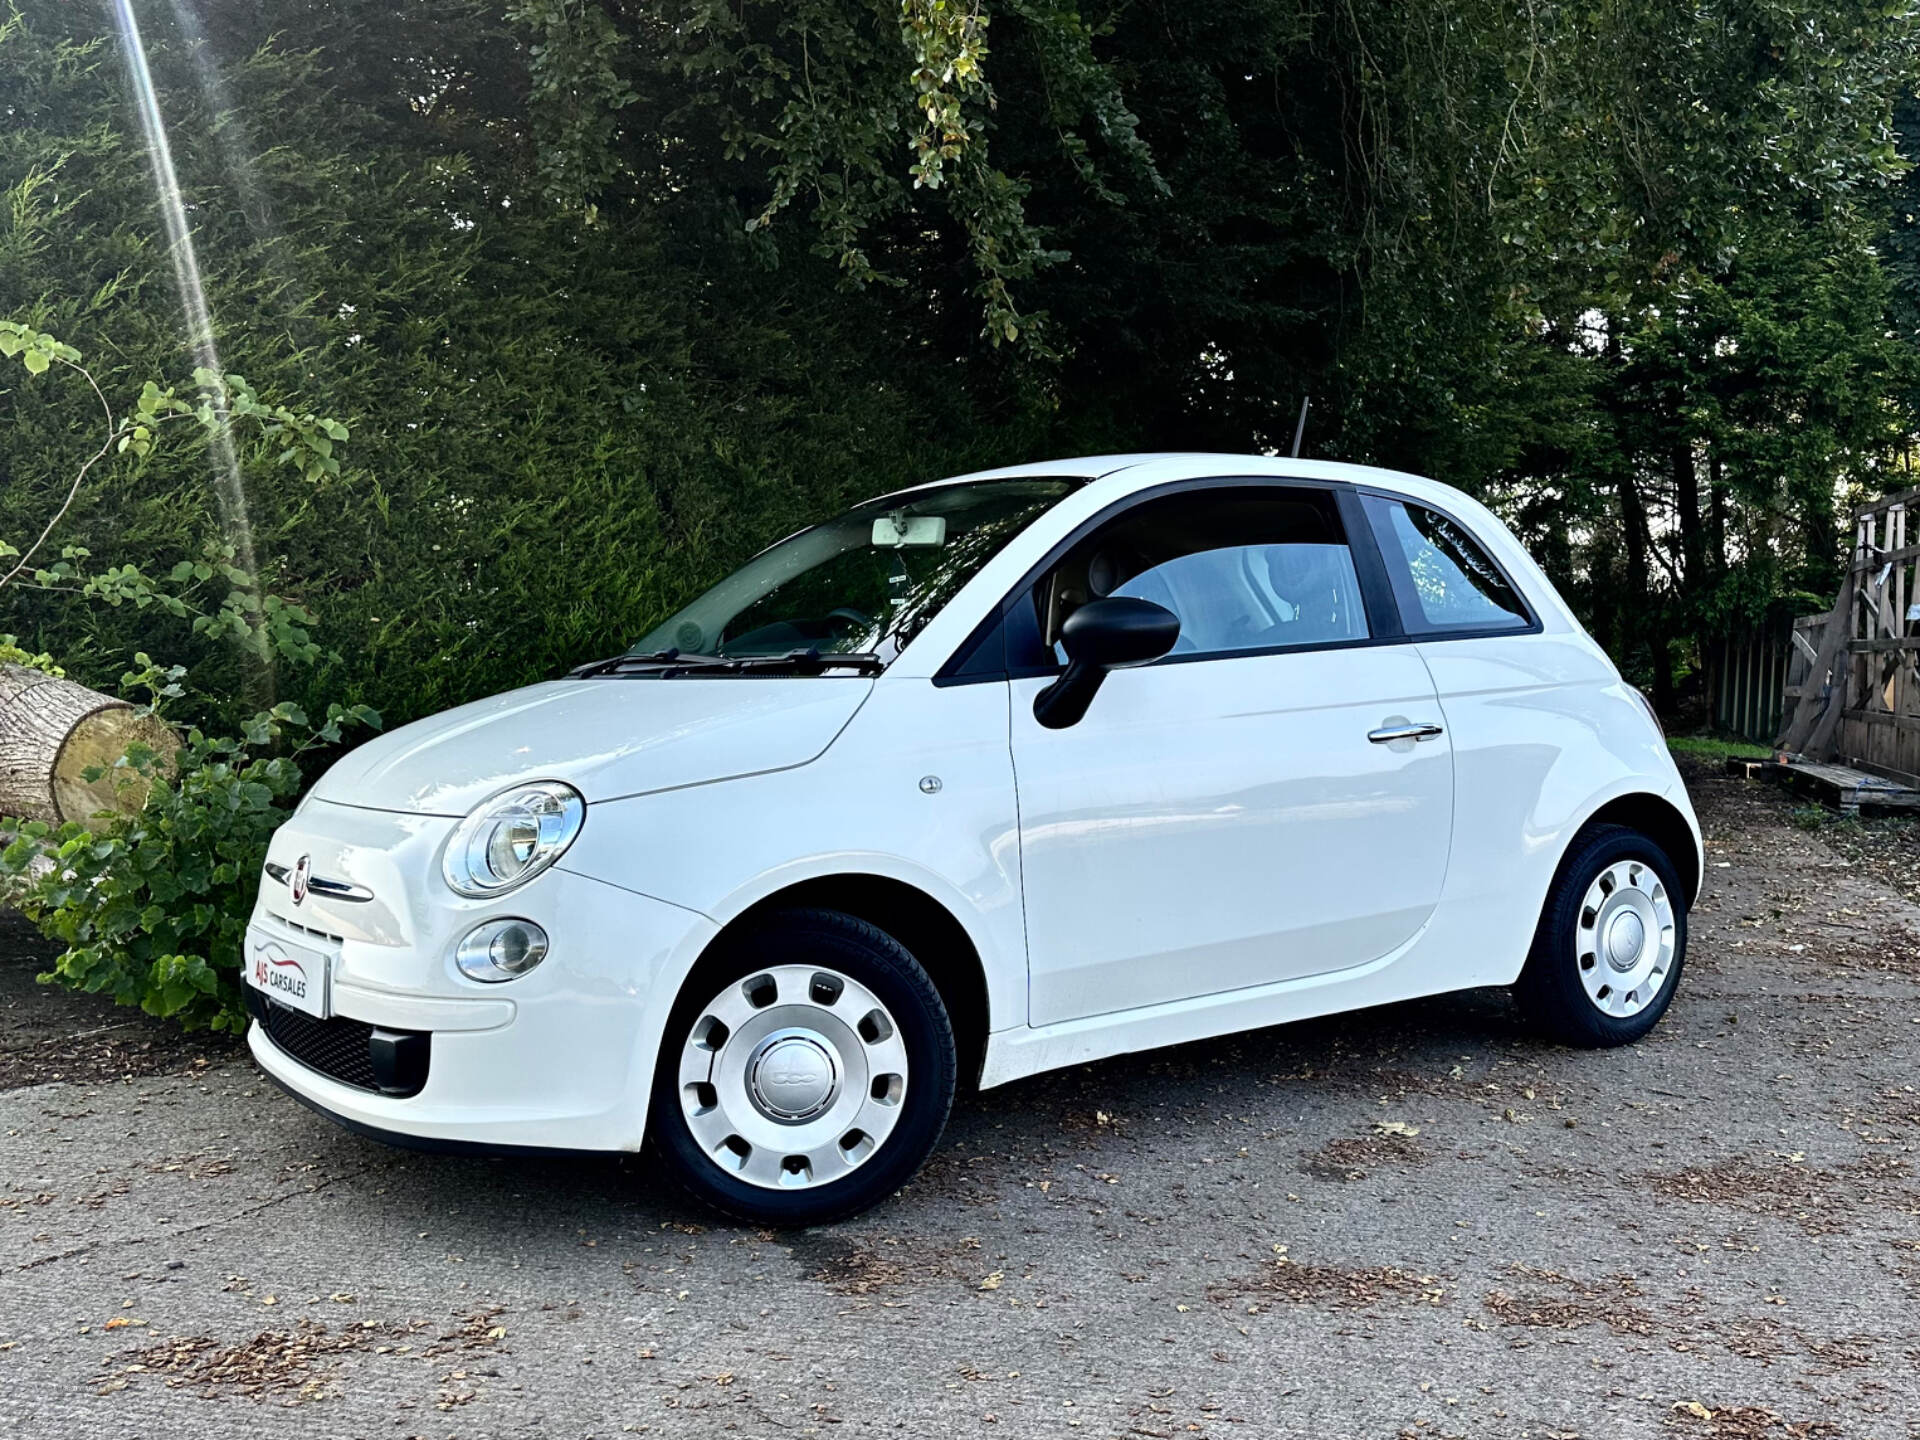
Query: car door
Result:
<box><xmin>1006</xmin><ymin>482</ymin><xmax>1455</xmax><ymax>1027</ymax></box>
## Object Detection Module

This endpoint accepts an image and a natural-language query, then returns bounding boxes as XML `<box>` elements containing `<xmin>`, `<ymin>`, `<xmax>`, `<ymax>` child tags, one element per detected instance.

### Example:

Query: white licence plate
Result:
<box><xmin>244</xmin><ymin>926</ymin><xmax>331</xmax><ymax>1019</ymax></box>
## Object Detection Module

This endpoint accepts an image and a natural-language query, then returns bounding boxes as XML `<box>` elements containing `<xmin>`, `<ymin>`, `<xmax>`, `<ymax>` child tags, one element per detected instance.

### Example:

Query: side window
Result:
<box><xmin>1363</xmin><ymin>494</ymin><xmax>1531</xmax><ymax>635</ymax></box>
<box><xmin>1035</xmin><ymin>487</ymin><xmax>1370</xmax><ymax>662</ymax></box>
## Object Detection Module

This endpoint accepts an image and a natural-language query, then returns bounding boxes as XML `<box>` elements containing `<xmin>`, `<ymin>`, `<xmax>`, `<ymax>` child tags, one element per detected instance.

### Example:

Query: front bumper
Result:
<box><xmin>247</xmin><ymin>800</ymin><xmax>717</xmax><ymax>1153</ymax></box>
<box><xmin>244</xmin><ymin>985</ymin><xmax>430</xmax><ymax>1096</ymax></box>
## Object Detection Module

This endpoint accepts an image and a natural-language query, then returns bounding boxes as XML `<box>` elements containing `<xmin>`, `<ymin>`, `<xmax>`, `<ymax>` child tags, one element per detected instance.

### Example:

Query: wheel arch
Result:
<box><xmin>697</xmin><ymin>874</ymin><xmax>993</xmax><ymax>1087</ymax></box>
<box><xmin>1574</xmin><ymin>790</ymin><xmax>1701</xmax><ymax>905</ymax></box>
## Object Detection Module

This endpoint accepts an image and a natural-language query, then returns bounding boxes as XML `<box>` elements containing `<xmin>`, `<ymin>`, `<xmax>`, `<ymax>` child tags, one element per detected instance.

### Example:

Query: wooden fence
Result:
<box><xmin>1709</xmin><ymin>615</ymin><xmax>1800</xmax><ymax>745</ymax></box>
<box><xmin>1831</xmin><ymin>489</ymin><xmax>1920</xmax><ymax>784</ymax></box>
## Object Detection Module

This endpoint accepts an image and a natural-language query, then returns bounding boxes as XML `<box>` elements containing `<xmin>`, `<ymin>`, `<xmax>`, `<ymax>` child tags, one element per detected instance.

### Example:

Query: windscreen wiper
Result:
<box><xmin>699</xmin><ymin>649</ymin><xmax>886</xmax><ymax>675</ymax></box>
<box><xmin>568</xmin><ymin>648</ymin><xmax>730</xmax><ymax>678</ymax></box>
<box><xmin>570</xmin><ymin>648</ymin><xmax>885</xmax><ymax>678</ymax></box>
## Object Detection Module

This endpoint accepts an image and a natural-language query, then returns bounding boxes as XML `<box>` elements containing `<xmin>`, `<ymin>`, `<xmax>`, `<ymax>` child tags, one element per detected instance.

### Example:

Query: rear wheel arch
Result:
<box><xmin>695</xmin><ymin>875</ymin><xmax>991</xmax><ymax>1088</ymax></box>
<box><xmin>1577</xmin><ymin>791</ymin><xmax>1700</xmax><ymax>904</ymax></box>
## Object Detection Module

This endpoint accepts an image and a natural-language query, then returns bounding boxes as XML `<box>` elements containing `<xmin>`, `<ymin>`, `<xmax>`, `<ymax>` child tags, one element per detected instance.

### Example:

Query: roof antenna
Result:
<box><xmin>1290</xmin><ymin>395</ymin><xmax>1311</xmax><ymax>458</ymax></box>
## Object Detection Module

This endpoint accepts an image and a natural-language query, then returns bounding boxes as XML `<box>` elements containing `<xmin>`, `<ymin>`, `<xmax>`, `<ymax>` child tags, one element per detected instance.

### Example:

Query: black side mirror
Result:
<box><xmin>1032</xmin><ymin>597</ymin><xmax>1180</xmax><ymax>730</ymax></box>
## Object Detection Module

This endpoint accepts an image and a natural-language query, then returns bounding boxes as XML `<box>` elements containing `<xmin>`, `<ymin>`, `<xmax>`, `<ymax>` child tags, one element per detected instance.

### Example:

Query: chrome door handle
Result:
<box><xmin>1368</xmin><ymin>721</ymin><xmax>1444</xmax><ymax>744</ymax></box>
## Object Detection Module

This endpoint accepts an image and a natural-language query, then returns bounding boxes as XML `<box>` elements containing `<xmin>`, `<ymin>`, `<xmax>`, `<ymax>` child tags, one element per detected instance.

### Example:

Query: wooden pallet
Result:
<box><xmin>1727</xmin><ymin>754</ymin><xmax>1920</xmax><ymax>812</ymax></box>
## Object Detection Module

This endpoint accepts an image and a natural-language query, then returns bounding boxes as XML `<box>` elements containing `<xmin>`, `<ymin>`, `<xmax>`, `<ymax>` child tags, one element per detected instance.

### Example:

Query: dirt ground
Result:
<box><xmin>3</xmin><ymin>756</ymin><xmax>1919</xmax><ymax>1439</ymax></box>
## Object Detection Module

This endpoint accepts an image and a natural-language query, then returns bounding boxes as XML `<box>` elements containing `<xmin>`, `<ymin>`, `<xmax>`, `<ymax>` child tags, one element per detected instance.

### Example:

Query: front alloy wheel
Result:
<box><xmin>652</xmin><ymin>909</ymin><xmax>956</xmax><ymax>1224</ymax></box>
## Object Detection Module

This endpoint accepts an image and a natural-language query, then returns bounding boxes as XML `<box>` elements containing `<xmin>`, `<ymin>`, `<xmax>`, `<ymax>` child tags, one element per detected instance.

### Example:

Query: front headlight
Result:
<box><xmin>443</xmin><ymin>781</ymin><xmax>585</xmax><ymax>897</ymax></box>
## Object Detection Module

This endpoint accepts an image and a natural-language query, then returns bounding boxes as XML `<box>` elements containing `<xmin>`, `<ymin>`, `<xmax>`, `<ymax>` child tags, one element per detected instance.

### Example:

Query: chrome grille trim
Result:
<box><xmin>309</xmin><ymin>875</ymin><xmax>376</xmax><ymax>902</ymax></box>
<box><xmin>262</xmin><ymin>862</ymin><xmax>374</xmax><ymax>903</ymax></box>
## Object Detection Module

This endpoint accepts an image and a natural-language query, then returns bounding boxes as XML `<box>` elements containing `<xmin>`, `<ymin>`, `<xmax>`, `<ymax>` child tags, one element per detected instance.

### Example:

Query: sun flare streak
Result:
<box><xmin>108</xmin><ymin>0</ymin><xmax>264</xmax><ymax>654</ymax></box>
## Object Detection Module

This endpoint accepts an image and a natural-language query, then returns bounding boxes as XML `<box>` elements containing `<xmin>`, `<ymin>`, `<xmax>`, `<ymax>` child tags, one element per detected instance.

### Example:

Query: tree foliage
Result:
<box><xmin>2</xmin><ymin>0</ymin><xmax>1918</xmax><ymax>734</ymax></box>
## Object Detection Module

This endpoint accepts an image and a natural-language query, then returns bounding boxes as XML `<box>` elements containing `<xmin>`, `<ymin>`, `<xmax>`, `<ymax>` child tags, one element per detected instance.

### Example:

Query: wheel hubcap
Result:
<box><xmin>1576</xmin><ymin>859</ymin><xmax>1676</xmax><ymax>1018</ymax></box>
<box><xmin>747</xmin><ymin>1031</ymin><xmax>839</xmax><ymax>1121</ymax></box>
<box><xmin>1603</xmin><ymin>910</ymin><xmax>1646</xmax><ymax>970</ymax></box>
<box><xmin>678</xmin><ymin>964</ymin><xmax>909</xmax><ymax>1190</ymax></box>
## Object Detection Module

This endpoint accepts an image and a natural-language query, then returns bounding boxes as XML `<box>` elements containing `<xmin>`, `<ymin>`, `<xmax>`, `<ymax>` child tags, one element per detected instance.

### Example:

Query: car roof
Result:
<box><xmin>890</xmin><ymin>452</ymin><xmax>1457</xmax><ymax>506</ymax></box>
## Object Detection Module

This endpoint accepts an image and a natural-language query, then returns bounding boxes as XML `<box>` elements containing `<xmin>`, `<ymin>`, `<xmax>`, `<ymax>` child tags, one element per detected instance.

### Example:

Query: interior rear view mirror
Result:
<box><xmin>872</xmin><ymin>514</ymin><xmax>947</xmax><ymax>548</ymax></box>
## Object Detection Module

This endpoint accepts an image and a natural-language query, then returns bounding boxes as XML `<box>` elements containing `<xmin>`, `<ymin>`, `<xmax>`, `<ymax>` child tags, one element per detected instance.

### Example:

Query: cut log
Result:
<box><xmin>0</xmin><ymin>664</ymin><xmax>180</xmax><ymax>826</ymax></box>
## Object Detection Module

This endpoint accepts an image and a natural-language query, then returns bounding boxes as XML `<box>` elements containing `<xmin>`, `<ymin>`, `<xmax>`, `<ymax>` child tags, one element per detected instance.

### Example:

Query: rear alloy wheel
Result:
<box><xmin>1515</xmin><ymin>823</ymin><xmax>1689</xmax><ymax>1047</ymax></box>
<box><xmin>651</xmin><ymin>909</ymin><xmax>956</xmax><ymax>1225</ymax></box>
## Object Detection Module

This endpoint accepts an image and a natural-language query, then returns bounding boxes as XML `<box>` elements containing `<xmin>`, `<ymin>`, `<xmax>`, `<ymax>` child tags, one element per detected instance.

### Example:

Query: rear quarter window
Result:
<box><xmin>1362</xmin><ymin>494</ymin><xmax>1533</xmax><ymax>636</ymax></box>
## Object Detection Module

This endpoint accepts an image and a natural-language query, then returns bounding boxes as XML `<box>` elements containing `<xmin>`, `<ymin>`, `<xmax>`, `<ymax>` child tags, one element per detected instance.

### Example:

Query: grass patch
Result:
<box><xmin>1788</xmin><ymin>804</ymin><xmax>1827</xmax><ymax>831</ymax></box>
<box><xmin>1668</xmin><ymin>734</ymin><xmax>1772</xmax><ymax>763</ymax></box>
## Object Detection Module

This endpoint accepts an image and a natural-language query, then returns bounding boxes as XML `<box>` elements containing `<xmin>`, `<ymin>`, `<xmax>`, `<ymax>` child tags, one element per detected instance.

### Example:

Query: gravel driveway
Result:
<box><xmin>4</xmin><ymin>758</ymin><xmax>1918</xmax><ymax>1439</ymax></box>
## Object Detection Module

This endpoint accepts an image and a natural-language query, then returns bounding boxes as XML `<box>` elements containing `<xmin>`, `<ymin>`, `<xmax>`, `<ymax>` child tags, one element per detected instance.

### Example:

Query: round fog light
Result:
<box><xmin>455</xmin><ymin>918</ymin><xmax>550</xmax><ymax>983</ymax></box>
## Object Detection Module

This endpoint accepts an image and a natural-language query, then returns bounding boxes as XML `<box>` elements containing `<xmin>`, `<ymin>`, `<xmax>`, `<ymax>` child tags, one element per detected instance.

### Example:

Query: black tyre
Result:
<box><xmin>649</xmin><ymin>907</ymin><xmax>956</xmax><ymax>1225</ymax></box>
<box><xmin>1514</xmin><ymin>823</ymin><xmax>1689</xmax><ymax>1047</ymax></box>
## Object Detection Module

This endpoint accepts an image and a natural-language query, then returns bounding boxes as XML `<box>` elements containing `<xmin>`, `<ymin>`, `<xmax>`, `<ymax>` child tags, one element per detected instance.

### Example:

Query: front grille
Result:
<box><xmin>247</xmin><ymin>988</ymin><xmax>429</xmax><ymax>1097</ymax></box>
<box><xmin>275</xmin><ymin>915</ymin><xmax>347</xmax><ymax>944</ymax></box>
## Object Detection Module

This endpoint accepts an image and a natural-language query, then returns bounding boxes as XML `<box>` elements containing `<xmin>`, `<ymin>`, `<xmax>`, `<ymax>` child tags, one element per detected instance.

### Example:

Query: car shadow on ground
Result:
<box><xmin>251</xmin><ymin>983</ymin><xmax>1542</xmax><ymax>1233</ymax></box>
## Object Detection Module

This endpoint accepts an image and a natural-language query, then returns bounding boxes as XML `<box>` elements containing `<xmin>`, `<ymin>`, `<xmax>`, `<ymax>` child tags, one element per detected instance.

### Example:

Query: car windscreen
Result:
<box><xmin>630</xmin><ymin>478</ymin><xmax>1081</xmax><ymax>665</ymax></box>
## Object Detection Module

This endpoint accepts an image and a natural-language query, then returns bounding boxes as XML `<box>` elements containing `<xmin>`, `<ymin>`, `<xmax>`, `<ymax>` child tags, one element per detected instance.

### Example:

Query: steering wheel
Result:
<box><xmin>824</xmin><ymin>606</ymin><xmax>876</xmax><ymax>638</ymax></box>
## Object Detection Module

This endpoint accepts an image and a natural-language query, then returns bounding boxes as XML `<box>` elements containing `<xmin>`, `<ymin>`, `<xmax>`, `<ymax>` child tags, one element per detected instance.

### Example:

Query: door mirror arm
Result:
<box><xmin>1032</xmin><ymin>655</ymin><xmax>1108</xmax><ymax>729</ymax></box>
<box><xmin>1032</xmin><ymin>598</ymin><xmax>1180</xmax><ymax>730</ymax></box>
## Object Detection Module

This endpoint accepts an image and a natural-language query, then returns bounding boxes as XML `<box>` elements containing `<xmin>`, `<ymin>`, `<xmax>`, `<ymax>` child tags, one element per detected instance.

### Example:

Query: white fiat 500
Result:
<box><xmin>244</xmin><ymin>454</ymin><xmax>1698</xmax><ymax>1223</ymax></box>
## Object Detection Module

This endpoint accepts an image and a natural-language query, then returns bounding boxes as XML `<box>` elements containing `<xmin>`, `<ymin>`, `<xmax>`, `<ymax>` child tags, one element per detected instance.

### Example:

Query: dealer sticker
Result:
<box><xmin>243</xmin><ymin>926</ymin><xmax>330</xmax><ymax>1019</ymax></box>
